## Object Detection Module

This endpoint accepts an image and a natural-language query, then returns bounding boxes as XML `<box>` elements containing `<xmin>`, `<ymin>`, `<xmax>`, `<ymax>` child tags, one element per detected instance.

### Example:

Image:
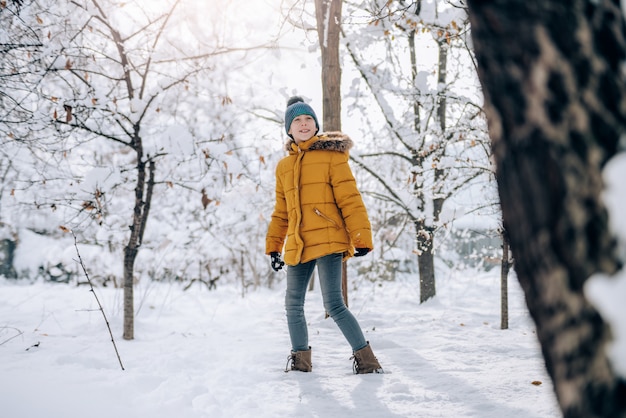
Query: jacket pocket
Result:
<box><xmin>314</xmin><ymin>207</ymin><xmax>341</xmax><ymax>229</ymax></box>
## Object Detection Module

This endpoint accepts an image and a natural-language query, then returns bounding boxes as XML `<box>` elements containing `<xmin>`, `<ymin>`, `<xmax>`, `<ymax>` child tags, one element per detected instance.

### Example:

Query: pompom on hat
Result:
<box><xmin>284</xmin><ymin>96</ymin><xmax>319</xmax><ymax>137</ymax></box>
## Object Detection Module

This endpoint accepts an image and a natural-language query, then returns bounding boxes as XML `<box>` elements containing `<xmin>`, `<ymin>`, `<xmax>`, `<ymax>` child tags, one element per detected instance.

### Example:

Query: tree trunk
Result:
<box><xmin>500</xmin><ymin>227</ymin><xmax>510</xmax><ymax>330</ymax></box>
<box><xmin>315</xmin><ymin>0</ymin><xmax>342</xmax><ymax>133</ymax></box>
<box><xmin>468</xmin><ymin>1</ymin><xmax>626</xmax><ymax>415</ymax></box>
<box><xmin>122</xmin><ymin>250</ymin><xmax>136</xmax><ymax>339</ymax></box>
<box><xmin>409</xmin><ymin>28</ymin><xmax>435</xmax><ymax>304</ymax></box>
<box><xmin>123</xmin><ymin>134</ymin><xmax>155</xmax><ymax>340</ymax></box>
<box><xmin>417</xmin><ymin>36</ymin><xmax>448</xmax><ymax>304</ymax></box>
<box><xmin>416</xmin><ymin>220</ymin><xmax>436</xmax><ymax>303</ymax></box>
<box><xmin>315</xmin><ymin>0</ymin><xmax>348</xmax><ymax>306</ymax></box>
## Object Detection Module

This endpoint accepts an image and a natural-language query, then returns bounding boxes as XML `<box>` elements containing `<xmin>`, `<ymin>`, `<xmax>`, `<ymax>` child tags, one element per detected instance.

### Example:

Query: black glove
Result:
<box><xmin>354</xmin><ymin>248</ymin><xmax>370</xmax><ymax>257</ymax></box>
<box><xmin>270</xmin><ymin>252</ymin><xmax>285</xmax><ymax>271</ymax></box>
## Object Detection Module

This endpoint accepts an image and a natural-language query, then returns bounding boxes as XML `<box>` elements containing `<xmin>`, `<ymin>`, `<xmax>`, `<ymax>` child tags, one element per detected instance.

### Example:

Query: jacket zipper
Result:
<box><xmin>314</xmin><ymin>208</ymin><xmax>340</xmax><ymax>229</ymax></box>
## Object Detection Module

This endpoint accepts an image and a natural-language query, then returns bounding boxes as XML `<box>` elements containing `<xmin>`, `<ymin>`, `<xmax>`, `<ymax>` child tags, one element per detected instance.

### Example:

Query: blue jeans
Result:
<box><xmin>285</xmin><ymin>253</ymin><xmax>368</xmax><ymax>352</ymax></box>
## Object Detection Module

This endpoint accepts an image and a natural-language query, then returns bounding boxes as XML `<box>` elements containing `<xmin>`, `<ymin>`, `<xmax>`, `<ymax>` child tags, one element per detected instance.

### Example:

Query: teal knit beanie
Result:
<box><xmin>284</xmin><ymin>96</ymin><xmax>319</xmax><ymax>137</ymax></box>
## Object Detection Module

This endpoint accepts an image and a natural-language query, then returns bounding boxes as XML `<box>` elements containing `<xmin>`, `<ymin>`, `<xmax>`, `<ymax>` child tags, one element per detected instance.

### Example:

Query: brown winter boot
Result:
<box><xmin>352</xmin><ymin>342</ymin><xmax>384</xmax><ymax>374</ymax></box>
<box><xmin>285</xmin><ymin>347</ymin><xmax>312</xmax><ymax>372</ymax></box>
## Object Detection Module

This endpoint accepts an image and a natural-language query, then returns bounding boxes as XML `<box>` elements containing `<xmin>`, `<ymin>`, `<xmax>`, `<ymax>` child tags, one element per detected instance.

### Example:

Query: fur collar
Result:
<box><xmin>285</xmin><ymin>131</ymin><xmax>353</xmax><ymax>153</ymax></box>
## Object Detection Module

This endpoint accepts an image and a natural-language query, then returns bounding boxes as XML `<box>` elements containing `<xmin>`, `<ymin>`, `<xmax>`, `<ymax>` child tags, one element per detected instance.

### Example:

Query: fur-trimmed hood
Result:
<box><xmin>285</xmin><ymin>131</ymin><xmax>353</xmax><ymax>154</ymax></box>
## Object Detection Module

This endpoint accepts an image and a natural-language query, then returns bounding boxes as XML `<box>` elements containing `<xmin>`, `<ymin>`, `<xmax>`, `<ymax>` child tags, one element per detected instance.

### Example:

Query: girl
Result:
<box><xmin>266</xmin><ymin>96</ymin><xmax>383</xmax><ymax>374</ymax></box>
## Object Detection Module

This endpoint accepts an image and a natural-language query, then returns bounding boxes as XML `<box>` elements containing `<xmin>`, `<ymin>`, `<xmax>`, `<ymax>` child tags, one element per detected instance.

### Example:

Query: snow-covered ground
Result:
<box><xmin>0</xmin><ymin>267</ymin><xmax>559</xmax><ymax>418</ymax></box>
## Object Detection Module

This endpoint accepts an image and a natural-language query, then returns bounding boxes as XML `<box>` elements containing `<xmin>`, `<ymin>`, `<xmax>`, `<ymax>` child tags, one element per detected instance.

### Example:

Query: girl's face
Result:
<box><xmin>289</xmin><ymin>114</ymin><xmax>317</xmax><ymax>144</ymax></box>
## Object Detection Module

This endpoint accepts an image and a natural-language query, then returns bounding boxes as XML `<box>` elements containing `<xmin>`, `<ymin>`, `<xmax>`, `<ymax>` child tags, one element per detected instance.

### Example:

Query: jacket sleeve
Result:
<box><xmin>329</xmin><ymin>152</ymin><xmax>374</xmax><ymax>250</ymax></box>
<box><xmin>265</xmin><ymin>164</ymin><xmax>289</xmax><ymax>254</ymax></box>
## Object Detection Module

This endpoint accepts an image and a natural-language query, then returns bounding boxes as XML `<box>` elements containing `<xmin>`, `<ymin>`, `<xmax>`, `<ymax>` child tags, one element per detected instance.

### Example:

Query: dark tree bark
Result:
<box><xmin>315</xmin><ymin>0</ymin><xmax>342</xmax><ymax>132</ymax></box>
<box><xmin>500</xmin><ymin>227</ymin><xmax>510</xmax><ymax>330</ymax></box>
<box><xmin>467</xmin><ymin>0</ymin><xmax>626</xmax><ymax>416</ymax></box>
<box><xmin>416</xmin><ymin>220</ymin><xmax>436</xmax><ymax>302</ymax></box>
<box><xmin>407</xmin><ymin>28</ymin><xmax>437</xmax><ymax>303</ymax></box>
<box><xmin>123</xmin><ymin>132</ymin><xmax>155</xmax><ymax>340</ymax></box>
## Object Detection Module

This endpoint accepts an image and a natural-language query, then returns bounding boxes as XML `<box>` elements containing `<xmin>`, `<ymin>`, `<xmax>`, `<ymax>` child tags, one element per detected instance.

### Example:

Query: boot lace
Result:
<box><xmin>350</xmin><ymin>354</ymin><xmax>360</xmax><ymax>374</ymax></box>
<box><xmin>285</xmin><ymin>353</ymin><xmax>295</xmax><ymax>373</ymax></box>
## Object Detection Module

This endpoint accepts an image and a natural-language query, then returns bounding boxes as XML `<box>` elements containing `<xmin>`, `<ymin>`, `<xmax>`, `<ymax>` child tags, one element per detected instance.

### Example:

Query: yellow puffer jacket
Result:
<box><xmin>266</xmin><ymin>132</ymin><xmax>373</xmax><ymax>266</ymax></box>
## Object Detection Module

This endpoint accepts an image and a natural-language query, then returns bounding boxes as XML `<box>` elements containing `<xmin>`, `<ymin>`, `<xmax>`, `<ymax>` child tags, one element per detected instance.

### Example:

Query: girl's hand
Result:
<box><xmin>270</xmin><ymin>252</ymin><xmax>285</xmax><ymax>271</ymax></box>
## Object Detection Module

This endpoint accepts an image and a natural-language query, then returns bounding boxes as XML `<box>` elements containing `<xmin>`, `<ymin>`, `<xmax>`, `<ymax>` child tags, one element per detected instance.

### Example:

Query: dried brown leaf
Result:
<box><xmin>201</xmin><ymin>188</ymin><xmax>211</xmax><ymax>209</ymax></box>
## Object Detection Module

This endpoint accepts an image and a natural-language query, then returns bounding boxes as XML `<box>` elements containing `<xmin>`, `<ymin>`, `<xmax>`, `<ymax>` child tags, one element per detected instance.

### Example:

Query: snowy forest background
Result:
<box><xmin>1</xmin><ymin>0</ymin><xmax>497</xmax><ymax>293</ymax></box>
<box><xmin>5</xmin><ymin>1</ymin><xmax>626</xmax><ymax>416</ymax></box>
